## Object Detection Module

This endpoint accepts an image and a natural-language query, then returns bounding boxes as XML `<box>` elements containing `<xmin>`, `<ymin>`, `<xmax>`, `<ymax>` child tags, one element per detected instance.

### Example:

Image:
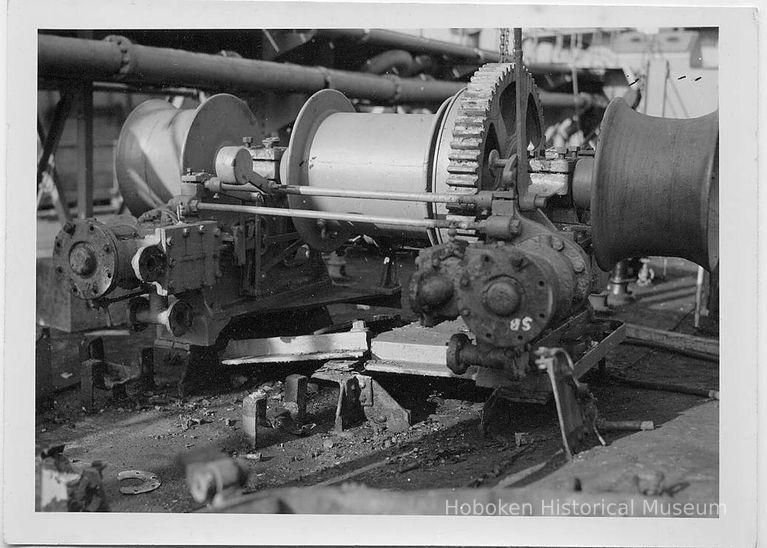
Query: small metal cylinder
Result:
<box><xmin>215</xmin><ymin>146</ymin><xmax>253</xmax><ymax>185</ymax></box>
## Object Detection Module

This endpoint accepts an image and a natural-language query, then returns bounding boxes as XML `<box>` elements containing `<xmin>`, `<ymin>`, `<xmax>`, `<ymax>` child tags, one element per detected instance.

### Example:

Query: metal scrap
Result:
<box><xmin>118</xmin><ymin>470</ymin><xmax>161</xmax><ymax>495</ymax></box>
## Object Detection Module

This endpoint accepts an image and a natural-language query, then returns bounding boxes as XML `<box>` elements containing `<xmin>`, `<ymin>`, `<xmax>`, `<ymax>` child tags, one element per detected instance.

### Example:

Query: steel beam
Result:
<box><xmin>37</xmin><ymin>102</ymin><xmax>73</xmax><ymax>224</ymax></box>
<box><xmin>76</xmin><ymin>82</ymin><xmax>94</xmax><ymax>219</ymax></box>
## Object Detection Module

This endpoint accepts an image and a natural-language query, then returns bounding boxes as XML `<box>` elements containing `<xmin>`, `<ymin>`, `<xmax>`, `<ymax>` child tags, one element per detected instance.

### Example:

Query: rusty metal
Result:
<box><xmin>311</xmin><ymin>360</ymin><xmax>410</xmax><ymax>433</ymax></box>
<box><xmin>442</xmin><ymin>63</ymin><xmax>543</xmax><ymax>200</ymax></box>
<box><xmin>592</xmin><ymin>98</ymin><xmax>719</xmax><ymax>271</ymax></box>
<box><xmin>117</xmin><ymin>470</ymin><xmax>161</xmax><ymax>495</ymax></box>
<box><xmin>53</xmin><ymin>216</ymin><xmax>144</xmax><ymax>300</ymax></box>
<box><xmin>624</xmin><ymin>323</ymin><xmax>718</xmax><ymax>361</ymax></box>
<box><xmin>410</xmin><ymin>216</ymin><xmax>591</xmax><ymax>360</ymax></box>
<box><xmin>535</xmin><ymin>347</ymin><xmax>602</xmax><ymax>460</ymax></box>
<box><xmin>78</xmin><ymin>338</ymin><xmax>153</xmax><ymax>411</ymax></box>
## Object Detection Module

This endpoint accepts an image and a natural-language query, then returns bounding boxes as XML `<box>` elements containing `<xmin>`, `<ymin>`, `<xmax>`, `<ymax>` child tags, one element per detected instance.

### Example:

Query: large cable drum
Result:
<box><xmin>115</xmin><ymin>94</ymin><xmax>262</xmax><ymax>215</ymax></box>
<box><xmin>591</xmin><ymin>98</ymin><xmax>719</xmax><ymax>271</ymax></box>
<box><xmin>282</xmin><ymin>89</ymin><xmax>450</xmax><ymax>250</ymax></box>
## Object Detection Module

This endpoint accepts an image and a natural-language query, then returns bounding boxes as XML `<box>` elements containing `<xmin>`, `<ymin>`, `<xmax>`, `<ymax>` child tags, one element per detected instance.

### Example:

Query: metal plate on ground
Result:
<box><xmin>367</xmin><ymin>319</ymin><xmax>477</xmax><ymax>378</ymax></box>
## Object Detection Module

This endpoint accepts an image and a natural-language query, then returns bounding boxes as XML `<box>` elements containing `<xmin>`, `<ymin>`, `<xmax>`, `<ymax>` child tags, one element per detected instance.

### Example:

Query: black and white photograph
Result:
<box><xmin>1</xmin><ymin>1</ymin><xmax>762</xmax><ymax>546</ymax></box>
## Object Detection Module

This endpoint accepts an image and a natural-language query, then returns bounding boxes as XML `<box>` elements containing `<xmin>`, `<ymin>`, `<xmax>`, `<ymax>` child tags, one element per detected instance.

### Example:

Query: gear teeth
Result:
<box><xmin>444</xmin><ymin>63</ymin><xmax>542</xmax><ymax>191</ymax></box>
<box><xmin>446</xmin><ymin>174</ymin><xmax>480</xmax><ymax>188</ymax></box>
<box><xmin>448</xmin><ymin>149</ymin><xmax>482</xmax><ymax>161</ymax></box>
<box><xmin>440</xmin><ymin>62</ymin><xmax>543</xmax><ymax>226</ymax></box>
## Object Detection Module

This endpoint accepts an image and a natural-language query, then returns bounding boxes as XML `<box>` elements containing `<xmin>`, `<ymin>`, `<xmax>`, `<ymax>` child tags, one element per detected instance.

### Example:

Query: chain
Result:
<box><xmin>499</xmin><ymin>28</ymin><xmax>510</xmax><ymax>62</ymax></box>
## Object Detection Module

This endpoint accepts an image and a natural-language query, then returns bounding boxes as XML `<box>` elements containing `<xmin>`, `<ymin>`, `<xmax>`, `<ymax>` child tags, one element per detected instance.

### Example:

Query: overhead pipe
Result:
<box><xmin>38</xmin><ymin>34</ymin><xmax>601</xmax><ymax>108</ymax></box>
<box><xmin>360</xmin><ymin>50</ymin><xmax>414</xmax><ymax>75</ymax></box>
<box><xmin>316</xmin><ymin>29</ymin><xmax>500</xmax><ymax>63</ymax></box>
<box><xmin>315</xmin><ymin>29</ymin><xmax>609</xmax><ymax>77</ymax></box>
<box><xmin>39</xmin><ymin>34</ymin><xmax>460</xmax><ymax>104</ymax></box>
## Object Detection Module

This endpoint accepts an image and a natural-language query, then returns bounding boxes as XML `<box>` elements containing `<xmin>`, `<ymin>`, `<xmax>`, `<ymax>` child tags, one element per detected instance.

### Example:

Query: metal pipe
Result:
<box><xmin>361</xmin><ymin>50</ymin><xmax>414</xmax><ymax>75</ymax></box>
<box><xmin>194</xmin><ymin>202</ymin><xmax>481</xmax><ymax>231</ymax></box>
<box><xmin>38</xmin><ymin>34</ymin><xmax>461</xmax><ymax>104</ymax></box>
<box><xmin>317</xmin><ymin>29</ymin><xmax>500</xmax><ymax>63</ymax></box>
<box><xmin>38</xmin><ymin>34</ymin><xmax>600</xmax><ymax>108</ymax></box>
<box><xmin>317</xmin><ymin>30</ymin><xmax>608</xmax><ymax>77</ymax></box>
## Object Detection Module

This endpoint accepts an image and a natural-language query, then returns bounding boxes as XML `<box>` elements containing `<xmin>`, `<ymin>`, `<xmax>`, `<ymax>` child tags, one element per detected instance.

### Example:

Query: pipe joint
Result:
<box><xmin>104</xmin><ymin>35</ymin><xmax>135</xmax><ymax>79</ymax></box>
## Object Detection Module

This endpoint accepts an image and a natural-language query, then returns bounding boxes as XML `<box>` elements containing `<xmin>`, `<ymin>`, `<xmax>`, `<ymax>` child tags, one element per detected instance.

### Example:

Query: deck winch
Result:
<box><xmin>53</xmin><ymin>46</ymin><xmax>719</xmax><ymax>395</ymax></box>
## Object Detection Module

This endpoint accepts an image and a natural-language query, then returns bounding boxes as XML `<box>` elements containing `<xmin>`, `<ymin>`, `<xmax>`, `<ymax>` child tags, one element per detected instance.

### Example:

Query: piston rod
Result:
<box><xmin>194</xmin><ymin>202</ymin><xmax>483</xmax><ymax>231</ymax></box>
<box><xmin>276</xmin><ymin>185</ymin><xmax>480</xmax><ymax>205</ymax></box>
<box><xmin>207</xmin><ymin>182</ymin><xmax>483</xmax><ymax>205</ymax></box>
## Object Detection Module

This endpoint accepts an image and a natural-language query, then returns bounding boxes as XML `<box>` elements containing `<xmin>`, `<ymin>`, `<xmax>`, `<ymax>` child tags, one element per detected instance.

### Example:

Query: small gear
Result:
<box><xmin>445</xmin><ymin>63</ymin><xmax>544</xmax><ymax>193</ymax></box>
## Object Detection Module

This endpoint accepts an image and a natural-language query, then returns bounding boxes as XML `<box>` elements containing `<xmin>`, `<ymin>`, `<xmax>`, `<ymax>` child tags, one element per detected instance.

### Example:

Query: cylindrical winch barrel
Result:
<box><xmin>292</xmin><ymin>112</ymin><xmax>437</xmax><ymax>235</ymax></box>
<box><xmin>282</xmin><ymin>89</ymin><xmax>453</xmax><ymax>250</ymax></box>
<box><xmin>115</xmin><ymin>94</ymin><xmax>262</xmax><ymax>216</ymax></box>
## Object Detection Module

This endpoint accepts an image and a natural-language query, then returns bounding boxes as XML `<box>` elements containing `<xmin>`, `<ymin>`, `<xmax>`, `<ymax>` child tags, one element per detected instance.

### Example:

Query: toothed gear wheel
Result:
<box><xmin>446</xmin><ymin>63</ymin><xmax>544</xmax><ymax>193</ymax></box>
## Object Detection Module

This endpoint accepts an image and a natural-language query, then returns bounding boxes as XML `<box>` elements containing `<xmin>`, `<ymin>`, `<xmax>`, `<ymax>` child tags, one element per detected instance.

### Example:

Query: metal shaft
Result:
<box><xmin>195</xmin><ymin>202</ymin><xmax>481</xmax><ymax>230</ymax></box>
<box><xmin>39</xmin><ymin>34</ymin><xmax>599</xmax><ymax>108</ymax></box>
<box><xmin>277</xmin><ymin>185</ymin><xmax>474</xmax><ymax>204</ymax></box>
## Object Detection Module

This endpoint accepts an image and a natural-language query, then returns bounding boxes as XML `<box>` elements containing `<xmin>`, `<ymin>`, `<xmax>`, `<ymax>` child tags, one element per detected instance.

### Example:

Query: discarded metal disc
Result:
<box><xmin>117</xmin><ymin>470</ymin><xmax>161</xmax><ymax>495</ymax></box>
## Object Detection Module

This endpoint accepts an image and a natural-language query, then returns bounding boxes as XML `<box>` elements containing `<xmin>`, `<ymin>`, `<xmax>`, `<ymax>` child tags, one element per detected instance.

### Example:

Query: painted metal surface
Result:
<box><xmin>114</xmin><ymin>94</ymin><xmax>261</xmax><ymax>215</ymax></box>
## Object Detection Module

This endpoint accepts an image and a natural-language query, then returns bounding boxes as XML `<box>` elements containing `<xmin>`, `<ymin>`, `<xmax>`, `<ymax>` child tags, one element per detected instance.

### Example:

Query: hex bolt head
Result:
<box><xmin>198</xmin><ymin>225</ymin><xmax>206</xmax><ymax>234</ymax></box>
<box><xmin>166</xmin><ymin>237</ymin><xmax>174</xmax><ymax>247</ymax></box>
<box><xmin>551</xmin><ymin>237</ymin><xmax>564</xmax><ymax>251</ymax></box>
<box><xmin>182</xmin><ymin>228</ymin><xmax>190</xmax><ymax>238</ymax></box>
<box><xmin>572</xmin><ymin>259</ymin><xmax>585</xmax><ymax>273</ymax></box>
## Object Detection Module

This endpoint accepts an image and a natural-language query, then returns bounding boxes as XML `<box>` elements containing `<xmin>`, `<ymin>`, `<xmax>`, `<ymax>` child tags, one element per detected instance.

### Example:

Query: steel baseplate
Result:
<box><xmin>312</xmin><ymin>360</ymin><xmax>411</xmax><ymax>433</ymax></box>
